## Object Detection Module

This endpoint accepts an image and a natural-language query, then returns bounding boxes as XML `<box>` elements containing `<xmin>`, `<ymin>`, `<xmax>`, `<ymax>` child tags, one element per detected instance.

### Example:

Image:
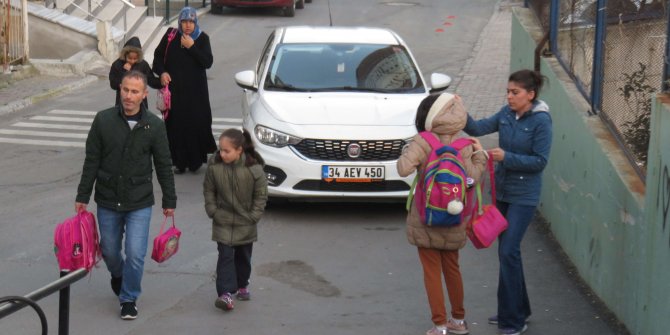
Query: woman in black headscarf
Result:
<box><xmin>153</xmin><ymin>6</ymin><xmax>216</xmax><ymax>174</ymax></box>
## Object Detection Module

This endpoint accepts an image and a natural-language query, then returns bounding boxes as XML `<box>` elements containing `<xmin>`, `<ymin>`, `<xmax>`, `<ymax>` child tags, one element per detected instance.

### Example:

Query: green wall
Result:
<box><xmin>512</xmin><ymin>8</ymin><xmax>670</xmax><ymax>335</ymax></box>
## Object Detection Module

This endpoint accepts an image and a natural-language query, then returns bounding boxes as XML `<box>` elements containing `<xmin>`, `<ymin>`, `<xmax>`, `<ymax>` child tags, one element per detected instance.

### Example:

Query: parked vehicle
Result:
<box><xmin>211</xmin><ymin>0</ymin><xmax>304</xmax><ymax>17</ymax></box>
<box><xmin>234</xmin><ymin>26</ymin><xmax>451</xmax><ymax>200</ymax></box>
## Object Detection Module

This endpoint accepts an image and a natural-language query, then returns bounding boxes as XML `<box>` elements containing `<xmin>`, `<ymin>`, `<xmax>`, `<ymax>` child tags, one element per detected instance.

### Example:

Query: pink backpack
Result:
<box><xmin>54</xmin><ymin>211</ymin><xmax>101</xmax><ymax>272</ymax></box>
<box><xmin>407</xmin><ymin>132</ymin><xmax>474</xmax><ymax>226</ymax></box>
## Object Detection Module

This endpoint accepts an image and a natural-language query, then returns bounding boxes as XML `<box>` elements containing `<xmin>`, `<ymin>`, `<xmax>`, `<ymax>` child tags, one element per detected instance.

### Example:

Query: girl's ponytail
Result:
<box><xmin>241</xmin><ymin>129</ymin><xmax>265</xmax><ymax>167</ymax></box>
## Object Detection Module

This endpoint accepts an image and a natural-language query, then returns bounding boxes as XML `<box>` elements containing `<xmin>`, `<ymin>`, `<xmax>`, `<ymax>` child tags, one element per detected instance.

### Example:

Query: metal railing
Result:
<box><xmin>147</xmin><ymin>0</ymin><xmax>209</xmax><ymax>24</ymax></box>
<box><xmin>525</xmin><ymin>0</ymin><xmax>669</xmax><ymax>180</ymax></box>
<box><xmin>0</xmin><ymin>269</ymin><xmax>88</xmax><ymax>335</ymax></box>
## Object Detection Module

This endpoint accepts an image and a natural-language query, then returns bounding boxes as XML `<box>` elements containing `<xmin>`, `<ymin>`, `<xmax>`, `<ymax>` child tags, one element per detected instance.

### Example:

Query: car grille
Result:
<box><xmin>291</xmin><ymin>139</ymin><xmax>406</xmax><ymax>161</ymax></box>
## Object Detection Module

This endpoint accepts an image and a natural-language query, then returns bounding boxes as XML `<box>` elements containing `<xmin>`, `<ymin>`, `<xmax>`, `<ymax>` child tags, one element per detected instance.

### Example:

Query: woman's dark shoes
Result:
<box><xmin>188</xmin><ymin>165</ymin><xmax>201</xmax><ymax>173</ymax></box>
<box><xmin>173</xmin><ymin>167</ymin><xmax>186</xmax><ymax>174</ymax></box>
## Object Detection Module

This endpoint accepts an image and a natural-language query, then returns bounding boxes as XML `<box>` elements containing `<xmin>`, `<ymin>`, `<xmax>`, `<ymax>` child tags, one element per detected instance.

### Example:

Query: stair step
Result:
<box><xmin>96</xmin><ymin>0</ymin><xmax>123</xmax><ymax>22</ymax></box>
<box><xmin>67</xmin><ymin>0</ymin><xmax>106</xmax><ymax>18</ymax></box>
<box><xmin>114</xmin><ymin>6</ymin><xmax>147</xmax><ymax>33</ymax></box>
<box><xmin>130</xmin><ymin>15</ymin><xmax>164</xmax><ymax>47</ymax></box>
<box><xmin>90</xmin><ymin>0</ymin><xmax>111</xmax><ymax>16</ymax></box>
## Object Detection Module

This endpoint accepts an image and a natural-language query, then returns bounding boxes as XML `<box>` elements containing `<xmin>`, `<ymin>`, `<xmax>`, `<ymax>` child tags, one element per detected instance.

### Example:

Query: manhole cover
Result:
<box><xmin>382</xmin><ymin>1</ymin><xmax>419</xmax><ymax>6</ymax></box>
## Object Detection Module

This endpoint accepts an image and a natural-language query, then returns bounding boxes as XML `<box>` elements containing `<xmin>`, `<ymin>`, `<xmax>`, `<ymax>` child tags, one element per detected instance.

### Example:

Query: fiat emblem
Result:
<box><xmin>347</xmin><ymin>143</ymin><xmax>361</xmax><ymax>158</ymax></box>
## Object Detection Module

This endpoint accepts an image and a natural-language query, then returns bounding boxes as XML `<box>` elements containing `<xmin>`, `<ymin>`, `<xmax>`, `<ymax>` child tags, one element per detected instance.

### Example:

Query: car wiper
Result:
<box><xmin>308</xmin><ymin>86</ymin><xmax>396</xmax><ymax>93</ymax></box>
<box><xmin>266</xmin><ymin>82</ymin><xmax>310</xmax><ymax>92</ymax></box>
<box><xmin>265</xmin><ymin>76</ymin><xmax>310</xmax><ymax>92</ymax></box>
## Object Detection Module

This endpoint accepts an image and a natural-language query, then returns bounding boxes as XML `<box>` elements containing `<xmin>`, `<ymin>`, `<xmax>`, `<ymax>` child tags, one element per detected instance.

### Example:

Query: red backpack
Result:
<box><xmin>54</xmin><ymin>211</ymin><xmax>101</xmax><ymax>272</ymax></box>
<box><xmin>407</xmin><ymin>132</ymin><xmax>474</xmax><ymax>226</ymax></box>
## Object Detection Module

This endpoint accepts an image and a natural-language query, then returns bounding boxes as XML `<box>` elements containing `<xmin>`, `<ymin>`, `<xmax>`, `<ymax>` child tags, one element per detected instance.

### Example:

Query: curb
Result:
<box><xmin>0</xmin><ymin>75</ymin><xmax>99</xmax><ymax>116</ymax></box>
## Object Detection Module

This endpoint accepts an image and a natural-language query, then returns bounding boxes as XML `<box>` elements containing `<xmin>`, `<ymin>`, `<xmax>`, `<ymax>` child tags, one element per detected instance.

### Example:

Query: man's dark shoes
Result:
<box><xmin>111</xmin><ymin>276</ymin><xmax>122</xmax><ymax>296</ymax></box>
<box><xmin>120</xmin><ymin>301</ymin><xmax>138</xmax><ymax>320</ymax></box>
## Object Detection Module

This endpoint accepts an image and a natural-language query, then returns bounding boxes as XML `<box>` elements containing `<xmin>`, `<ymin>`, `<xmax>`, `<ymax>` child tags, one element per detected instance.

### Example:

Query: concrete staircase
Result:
<box><xmin>63</xmin><ymin>0</ymin><xmax>166</xmax><ymax>60</ymax></box>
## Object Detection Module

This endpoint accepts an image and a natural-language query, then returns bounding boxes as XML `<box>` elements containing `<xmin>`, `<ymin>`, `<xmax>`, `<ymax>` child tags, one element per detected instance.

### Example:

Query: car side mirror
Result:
<box><xmin>235</xmin><ymin>70</ymin><xmax>258</xmax><ymax>92</ymax></box>
<box><xmin>428</xmin><ymin>73</ymin><xmax>452</xmax><ymax>93</ymax></box>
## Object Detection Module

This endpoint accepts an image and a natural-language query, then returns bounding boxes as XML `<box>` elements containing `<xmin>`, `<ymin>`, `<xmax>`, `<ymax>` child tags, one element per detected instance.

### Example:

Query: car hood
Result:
<box><xmin>258</xmin><ymin>92</ymin><xmax>424</xmax><ymax>126</ymax></box>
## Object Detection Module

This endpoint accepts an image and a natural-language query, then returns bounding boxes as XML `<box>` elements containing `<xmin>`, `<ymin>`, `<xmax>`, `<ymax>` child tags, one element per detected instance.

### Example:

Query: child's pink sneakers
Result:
<box><xmin>236</xmin><ymin>287</ymin><xmax>251</xmax><ymax>301</ymax></box>
<box><xmin>215</xmin><ymin>293</ymin><xmax>234</xmax><ymax>311</ymax></box>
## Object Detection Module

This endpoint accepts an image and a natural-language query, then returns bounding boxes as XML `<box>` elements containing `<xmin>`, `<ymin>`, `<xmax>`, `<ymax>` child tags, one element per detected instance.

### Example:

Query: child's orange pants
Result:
<box><xmin>418</xmin><ymin>247</ymin><xmax>465</xmax><ymax>325</ymax></box>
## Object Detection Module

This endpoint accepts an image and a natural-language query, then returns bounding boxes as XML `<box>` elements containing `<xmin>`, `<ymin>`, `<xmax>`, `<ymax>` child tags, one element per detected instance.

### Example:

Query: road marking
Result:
<box><xmin>0</xmin><ymin>110</ymin><xmax>242</xmax><ymax>148</ymax></box>
<box><xmin>0</xmin><ymin>129</ymin><xmax>88</xmax><ymax>139</ymax></box>
<box><xmin>31</xmin><ymin>116</ymin><xmax>95</xmax><ymax>123</ymax></box>
<box><xmin>13</xmin><ymin>122</ymin><xmax>91</xmax><ymax>130</ymax></box>
<box><xmin>213</xmin><ymin>117</ymin><xmax>243</xmax><ymax>123</ymax></box>
<box><xmin>48</xmin><ymin>110</ymin><xmax>98</xmax><ymax>116</ymax></box>
<box><xmin>0</xmin><ymin>137</ymin><xmax>84</xmax><ymax>147</ymax></box>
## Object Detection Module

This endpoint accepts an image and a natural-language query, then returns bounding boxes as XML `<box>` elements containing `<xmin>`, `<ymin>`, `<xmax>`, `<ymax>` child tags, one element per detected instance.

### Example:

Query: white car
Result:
<box><xmin>234</xmin><ymin>26</ymin><xmax>451</xmax><ymax>200</ymax></box>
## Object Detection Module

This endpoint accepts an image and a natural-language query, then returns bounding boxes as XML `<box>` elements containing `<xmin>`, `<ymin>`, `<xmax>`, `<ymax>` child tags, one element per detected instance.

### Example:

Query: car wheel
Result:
<box><xmin>297</xmin><ymin>0</ymin><xmax>305</xmax><ymax>9</ymax></box>
<box><xmin>283</xmin><ymin>2</ymin><xmax>296</xmax><ymax>17</ymax></box>
<box><xmin>210</xmin><ymin>4</ymin><xmax>223</xmax><ymax>14</ymax></box>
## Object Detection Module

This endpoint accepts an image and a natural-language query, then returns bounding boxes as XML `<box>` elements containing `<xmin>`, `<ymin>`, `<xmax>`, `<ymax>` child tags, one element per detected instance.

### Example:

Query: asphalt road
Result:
<box><xmin>0</xmin><ymin>1</ymin><xmax>621</xmax><ymax>335</ymax></box>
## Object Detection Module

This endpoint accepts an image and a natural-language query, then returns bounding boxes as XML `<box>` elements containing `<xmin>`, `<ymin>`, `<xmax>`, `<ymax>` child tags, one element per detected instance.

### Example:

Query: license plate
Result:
<box><xmin>322</xmin><ymin>165</ymin><xmax>385</xmax><ymax>182</ymax></box>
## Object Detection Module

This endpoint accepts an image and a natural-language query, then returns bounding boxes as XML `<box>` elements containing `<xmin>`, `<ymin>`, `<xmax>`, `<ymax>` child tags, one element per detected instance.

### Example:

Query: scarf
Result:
<box><xmin>177</xmin><ymin>7</ymin><xmax>202</xmax><ymax>40</ymax></box>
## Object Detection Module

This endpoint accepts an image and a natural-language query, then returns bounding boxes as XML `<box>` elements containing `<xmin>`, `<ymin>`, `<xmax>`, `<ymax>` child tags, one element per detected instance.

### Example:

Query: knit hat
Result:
<box><xmin>424</xmin><ymin>93</ymin><xmax>467</xmax><ymax>135</ymax></box>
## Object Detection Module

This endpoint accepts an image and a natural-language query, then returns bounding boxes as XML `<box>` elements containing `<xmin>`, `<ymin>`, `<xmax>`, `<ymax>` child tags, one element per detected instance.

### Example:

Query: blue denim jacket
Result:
<box><xmin>463</xmin><ymin>100</ymin><xmax>552</xmax><ymax>206</ymax></box>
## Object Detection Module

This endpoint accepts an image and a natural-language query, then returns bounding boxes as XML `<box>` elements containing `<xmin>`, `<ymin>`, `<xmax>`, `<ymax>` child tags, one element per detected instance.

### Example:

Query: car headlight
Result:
<box><xmin>254</xmin><ymin>125</ymin><xmax>302</xmax><ymax>148</ymax></box>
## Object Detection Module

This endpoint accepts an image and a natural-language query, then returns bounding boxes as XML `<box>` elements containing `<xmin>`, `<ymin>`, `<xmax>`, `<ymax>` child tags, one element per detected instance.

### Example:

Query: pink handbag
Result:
<box><xmin>156</xmin><ymin>28</ymin><xmax>177</xmax><ymax>120</ymax></box>
<box><xmin>156</xmin><ymin>86</ymin><xmax>171</xmax><ymax>119</ymax></box>
<box><xmin>151</xmin><ymin>216</ymin><xmax>181</xmax><ymax>263</ymax></box>
<box><xmin>468</xmin><ymin>156</ymin><xmax>508</xmax><ymax>249</ymax></box>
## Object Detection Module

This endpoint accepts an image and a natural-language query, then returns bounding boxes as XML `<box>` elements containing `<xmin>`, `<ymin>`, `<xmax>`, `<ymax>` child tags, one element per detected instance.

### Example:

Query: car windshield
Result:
<box><xmin>264</xmin><ymin>43</ymin><xmax>424</xmax><ymax>93</ymax></box>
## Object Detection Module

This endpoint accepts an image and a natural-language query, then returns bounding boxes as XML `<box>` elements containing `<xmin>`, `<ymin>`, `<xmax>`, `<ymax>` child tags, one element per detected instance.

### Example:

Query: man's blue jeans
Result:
<box><xmin>97</xmin><ymin>206</ymin><xmax>152</xmax><ymax>303</ymax></box>
<box><xmin>496</xmin><ymin>201</ymin><xmax>536</xmax><ymax>331</ymax></box>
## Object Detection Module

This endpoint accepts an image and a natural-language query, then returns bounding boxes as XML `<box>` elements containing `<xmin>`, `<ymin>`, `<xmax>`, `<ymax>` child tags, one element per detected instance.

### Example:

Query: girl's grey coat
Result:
<box><xmin>203</xmin><ymin>152</ymin><xmax>268</xmax><ymax>246</ymax></box>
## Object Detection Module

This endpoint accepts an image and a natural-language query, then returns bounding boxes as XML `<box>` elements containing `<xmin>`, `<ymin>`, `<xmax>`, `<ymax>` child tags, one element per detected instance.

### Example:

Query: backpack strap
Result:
<box><xmin>420</xmin><ymin>132</ymin><xmax>475</xmax><ymax>152</ymax></box>
<box><xmin>450</xmin><ymin>137</ymin><xmax>475</xmax><ymax>151</ymax></box>
<box><xmin>418</xmin><ymin>131</ymin><xmax>442</xmax><ymax>150</ymax></box>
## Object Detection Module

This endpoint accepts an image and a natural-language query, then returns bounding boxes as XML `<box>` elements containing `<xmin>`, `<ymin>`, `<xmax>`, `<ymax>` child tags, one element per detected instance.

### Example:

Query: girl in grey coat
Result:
<box><xmin>203</xmin><ymin>129</ymin><xmax>268</xmax><ymax>311</ymax></box>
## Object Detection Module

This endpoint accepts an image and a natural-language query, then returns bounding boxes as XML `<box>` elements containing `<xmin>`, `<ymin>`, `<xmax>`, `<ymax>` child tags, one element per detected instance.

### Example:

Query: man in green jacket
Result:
<box><xmin>74</xmin><ymin>71</ymin><xmax>176</xmax><ymax>320</ymax></box>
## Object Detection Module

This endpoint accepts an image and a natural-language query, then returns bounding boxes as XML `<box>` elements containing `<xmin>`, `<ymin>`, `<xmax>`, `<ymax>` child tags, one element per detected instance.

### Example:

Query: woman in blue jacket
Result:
<box><xmin>463</xmin><ymin>69</ymin><xmax>552</xmax><ymax>335</ymax></box>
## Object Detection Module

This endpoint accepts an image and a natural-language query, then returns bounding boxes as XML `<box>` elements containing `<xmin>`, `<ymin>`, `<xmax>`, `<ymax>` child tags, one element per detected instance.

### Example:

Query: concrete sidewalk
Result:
<box><xmin>0</xmin><ymin>69</ymin><xmax>99</xmax><ymax>116</ymax></box>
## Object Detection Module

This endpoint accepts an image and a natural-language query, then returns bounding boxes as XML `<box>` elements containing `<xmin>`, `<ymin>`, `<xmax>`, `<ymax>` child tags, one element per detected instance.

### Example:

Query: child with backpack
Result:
<box><xmin>397</xmin><ymin>93</ymin><xmax>488</xmax><ymax>335</ymax></box>
<box><xmin>203</xmin><ymin>128</ymin><xmax>268</xmax><ymax>311</ymax></box>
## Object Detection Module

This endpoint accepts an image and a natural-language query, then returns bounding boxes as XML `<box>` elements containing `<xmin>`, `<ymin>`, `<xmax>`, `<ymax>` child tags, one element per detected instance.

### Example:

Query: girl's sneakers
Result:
<box><xmin>426</xmin><ymin>325</ymin><xmax>447</xmax><ymax>335</ymax></box>
<box><xmin>215</xmin><ymin>293</ymin><xmax>234</xmax><ymax>311</ymax></box>
<box><xmin>426</xmin><ymin>319</ymin><xmax>469</xmax><ymax>335</ymax></box>
<box><xmin>236</xmin><ymin>287</ymin><xmax>251</xmax><ymax>301</ymax></box>
<box><xmin>446</xmin><ymin>318</ymin><xmax>469</xmax><ymax>334</ymax></box>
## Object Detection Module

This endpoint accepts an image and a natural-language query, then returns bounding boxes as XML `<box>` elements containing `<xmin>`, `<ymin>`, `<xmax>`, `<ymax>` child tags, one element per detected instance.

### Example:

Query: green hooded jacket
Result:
<box><xmin>76</xmin><ymin>106</ymin><xmax>176</xmax><ymax>211</ymax></box>
<box><xmin>203</xmin><ymin>152</ymin><xmax>268</xmax><ymax>246</ymax></box>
